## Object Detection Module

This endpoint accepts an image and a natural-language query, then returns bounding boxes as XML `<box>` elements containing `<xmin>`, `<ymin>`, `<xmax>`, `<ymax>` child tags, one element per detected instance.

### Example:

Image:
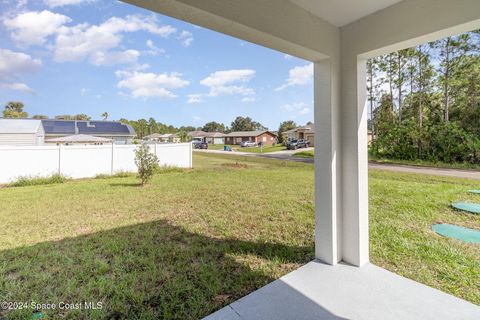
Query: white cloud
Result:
<box><xmin>4</xmin><ymin>11</ymin><xmax>176</xmax><ymax>66</ymax></box>
<box><xmin>187</xmin><ymin>94</ymin><xmax>203</xmax><ymax>104</ymax></box>
<box><xmin>145</xmin><ymin>39</ymin><xmax>165</xmax><ymax>56</ymax></box>
<box><xmin>53</xmin><ymin>15</ymin><xmax>176</xmax><ymax>65</ymax></box>
<box><xmin>178</xmin><ymin>30</ymin><xmax>193</xmax><ymax>47</ymax></box>
<box><xmin>275</xmin><ymin>63</ymin><xmax>313</xmax><ymax>91</ymax></box>
<box><xmin>44</xmin><ymin>0</ymin><xmax>94</xmax><ymax>8</ymax></box>
<box><xmin>3</xmin><ymin>10</ymin><xmax>71</xmax><ymax>46</ymax></box>
<box><xmin>241</xmin><ymin>97</ymin><xmax>256</xmax><ymax>103</ymax></box>
<box><xmin>281</xmin><ymin>102</ymin><xmax>311</xmax><ymax>116</ymax></box>
<box><xmin>283</xmin><ymin>54</ymin><xmax>292</xmax><ymax>60</ymax></box>
<box><xmin>200</xmin><ymin>69</ymin><xmax>255</xmax><ymax>97</ymax></box>
<box><xmin>0</xmin><ymin>82</ymin><xmax>34</xmax><ymax>93</ymax></box>
<box><xmin>0</xmin><ymin>48</ymin><xmax>42</xmax><ymax>93</ymax></box>
<box><xmin>0</xmin><ymin>49</ymin><xmax>42</xmax><ymax>77</ymax></box>
<box><xmin>115</xmin><ymin>69</ymin><xmax>189</xmax><ymax>99</ymax></box>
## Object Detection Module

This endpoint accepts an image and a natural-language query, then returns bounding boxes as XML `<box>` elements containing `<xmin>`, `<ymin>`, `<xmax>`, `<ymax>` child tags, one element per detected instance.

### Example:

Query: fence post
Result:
<box><xmin>110</xmin><ymin>141</ymin><xmax>113</xmax><ymax>175</ymax></box>
<box><xmin>189</xmin><ymin>142</ymin><xmax>193</xmax><ymax>168</ymax></box>
<box><xmin>58</xmin><ymin>145</ymin><xmax>62</xmax><ymax>174</ymax></box>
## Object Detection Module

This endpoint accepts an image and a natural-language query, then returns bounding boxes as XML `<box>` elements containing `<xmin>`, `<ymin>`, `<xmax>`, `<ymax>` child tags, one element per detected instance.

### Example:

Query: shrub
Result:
<box><xmin>134</xmin><ymin>144</ymin><xmax>159</xmax><ymax>185</ymax></box>
<box><xmin>10</xmin><ymin>173</ymin><xmax>68</xmax><ymax>187</ymax></box>
<box><xmin>371</xmin><ymin>121</ymin><xmax>480</xmax><ymax>164</ymax></box>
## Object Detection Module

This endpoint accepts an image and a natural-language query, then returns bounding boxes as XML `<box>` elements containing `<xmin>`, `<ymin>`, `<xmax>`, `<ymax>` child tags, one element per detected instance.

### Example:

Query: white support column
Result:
<box><xmin>340</xmin><ymin>53</ymin><xmax>369</xmax><ymax>267</ymax></box>
<box><xmin>314</xmin><ymin>58</ymin><xmax>342</xmax><ymax>265</ymax></box>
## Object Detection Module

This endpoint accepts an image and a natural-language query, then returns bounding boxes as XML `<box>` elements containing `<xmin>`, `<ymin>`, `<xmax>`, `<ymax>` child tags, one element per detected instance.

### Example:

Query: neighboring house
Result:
<box><xmin>188</xmin><ymin>130</ymin><xmax>208</xmax><ymax>142</ymax></box>
<box><xmin>144</xmin><ymin>133</ymin><xmax>163</xmax><ymax>142</ymax></box>
<box><xmin>0</xmin><ymin>119</ymin><xmax>45</xmax><ymax>146</ymax></box>
<box><xmin>283</xmin><ymin>123</ymin><xmax>315</xmax><ymax>146</ymax></box>
<box><xmin>224</xmin><ymin>130</ymin><xmax>277</xmax><ymax>146</ymax></box>
<box><xmin>368</xmin><ymin>130</ymin><xmax>373</xmax><ymax>144</ymax></box>
<box><xmin>47</xmin><ymin>134</ymin><xmax>113</xmax><ymax>145</ymax></box>
<box><xmin>159</xmin><ymin>133</ymin><xmax>180</xmax><ymax>143</ymax></box>
<box><xmin>204</xmin><ymin>132</ymin><xmax>225</xmax><ymax>144</ymax></box>
<box><xmin>145</xmin><ymin>133</ymin><xmax>180</xmax><ymax>143</ymax></box>
<box><xmin>42</xmin><ymin>120</ymin><xmax>136</xmax><ymax>144</ymax></box>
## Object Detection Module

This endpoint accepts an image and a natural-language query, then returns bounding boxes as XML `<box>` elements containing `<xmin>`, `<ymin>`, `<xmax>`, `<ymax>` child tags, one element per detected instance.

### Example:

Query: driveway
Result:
<box><xmin>195</xmin><ymin>149</ymin><xmax>480</xmax><ymax>180</ymax></box>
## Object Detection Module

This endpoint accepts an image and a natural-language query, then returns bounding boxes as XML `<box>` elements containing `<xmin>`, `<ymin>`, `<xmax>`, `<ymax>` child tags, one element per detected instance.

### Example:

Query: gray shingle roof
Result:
<box><xmin>188</xmin><ymin>130</ymin><xmax>208</xmax><ymax>137</ymax></box>
<box><xmin>203</xmin><ymin>132</ymin><xmax>225</xmax><ymax>137</ymax></box>
<box><xmin>225</xmin><ymin>130</ymin><xmax>276</xmax><ymax>137</ymax></box>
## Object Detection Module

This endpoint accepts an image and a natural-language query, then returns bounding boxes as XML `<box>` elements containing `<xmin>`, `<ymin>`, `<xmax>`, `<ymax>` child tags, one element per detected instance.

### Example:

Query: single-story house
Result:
<box><xmin>159</xmin><ymin>133</ymin><xmax>180</xmax><ymax>143</ymax></box>
<box><xmin>42</xmin><ymin>120</ymin><xmax>136</xmax><ymax>145</ymax></box>
<box><xmin>47</xmin><ymin>134</ymin><xmax>113</xmax><ymax>145</ymax></box>
<box><xmin>224</xmin><ymin>130</ymin><xmax>277</xmax><ymax>146</ymax></box>
<box><xmin>144</xmin><ymin>133</ymin><xmax>162</xmax><ymax>141</ymax></box>
<box><xmin>0</xmin><ymin>119</ymin><xmax>45</xmax><ymax>146</ymax></box>
<box><xmin>283</xmin><ymin>123</ymin><xmax>315</xmax><ymax>146</ymax></box>
<box><xmin>204</xmin><ymin>132</ymin><xmax>225</xmax><ymax>144</ymax></box>
<box><xmin>188</xmin><ymin>130</ymin><xmax>208</xmax><ymax>142</ymax></box>
<box><xmin>144</xmin><ymin>133</ymin><xmax>180</xmax><ymax>143</ymax></box>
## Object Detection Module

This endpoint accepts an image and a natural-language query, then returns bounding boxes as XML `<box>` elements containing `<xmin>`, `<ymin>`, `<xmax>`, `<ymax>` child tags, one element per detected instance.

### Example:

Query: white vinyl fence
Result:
<box><xmin>0</xmin><ymin>143</ymin><xmax>192</xmax><ymax>184</ymax></box>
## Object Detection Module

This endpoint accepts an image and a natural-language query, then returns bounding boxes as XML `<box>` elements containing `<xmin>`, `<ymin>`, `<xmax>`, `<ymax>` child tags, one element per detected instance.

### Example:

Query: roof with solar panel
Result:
<box><xmin>41</xmin><ymin>120</ymin><xmax>136</xmax><ymax>137</ymax></box>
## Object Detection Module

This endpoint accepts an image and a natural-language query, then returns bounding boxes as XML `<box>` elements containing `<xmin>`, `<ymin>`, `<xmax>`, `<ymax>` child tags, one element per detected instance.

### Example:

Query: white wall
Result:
<box><xmin>0</xmin><ymin>143</ymin><xmax>192</xmax><ymax>183</ymax></box>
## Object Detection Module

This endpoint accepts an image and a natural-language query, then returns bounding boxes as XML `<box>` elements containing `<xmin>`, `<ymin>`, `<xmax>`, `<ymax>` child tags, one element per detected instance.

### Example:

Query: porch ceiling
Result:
<box><xmin>289</xmin><ymin>0</ymin><xmax>403</xmax><ymax>27</ymax></box>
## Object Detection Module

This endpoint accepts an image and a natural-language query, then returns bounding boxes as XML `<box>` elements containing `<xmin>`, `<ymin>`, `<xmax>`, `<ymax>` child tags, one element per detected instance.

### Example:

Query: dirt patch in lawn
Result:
<box><xmin>221</xmin><ymin>162</ymin><xmax>249</xmax><ymax>169</ymax></box>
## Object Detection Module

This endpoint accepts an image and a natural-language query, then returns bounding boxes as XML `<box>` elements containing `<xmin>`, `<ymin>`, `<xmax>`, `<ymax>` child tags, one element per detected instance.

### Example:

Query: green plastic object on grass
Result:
<box><xmin>432</xmin><ymin>224</ymin><xmax>480</xmax><ymax>244</ymax></box>
<box><xmin>468</xmin><ymin>190</ymin><xmax>480</xmax><ymax>194</ymax></box>
<box><xmin>451</xmin><ymin>202</ymin><xmax>480</xmax><ymax>214</ymax></box>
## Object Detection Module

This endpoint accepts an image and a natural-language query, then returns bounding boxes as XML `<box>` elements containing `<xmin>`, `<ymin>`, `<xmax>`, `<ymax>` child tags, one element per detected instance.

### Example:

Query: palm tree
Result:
<box><xmin>102</xmin><ymin>112</ymin><xmax>109</xmax><ymax>121</ymax></box>
<box><xmin>177</xmin><ymin>131</ymin><xmax>189</xmax><ymax>142</ymax></box>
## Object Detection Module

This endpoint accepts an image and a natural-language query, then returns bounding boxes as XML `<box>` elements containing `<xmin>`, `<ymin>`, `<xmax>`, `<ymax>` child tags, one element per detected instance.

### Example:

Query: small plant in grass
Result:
<box><xmin>155</xmin><ymin>166</ymin><xmax>185</xmax><ymax>174</ymax></box>
<box><xmin>134</xmin><ymin>144</ymin><xmax>159</xmax><ymax>185</ymax></box>
<box><xmin>10</xmin><ymin>173</ymin><xmax>68</xmax><ymax>187</ymax></box>
<box><xmin>95</xmin><ymin>171</ymin><xmax>134</xmax><ymax>179</ymax></box>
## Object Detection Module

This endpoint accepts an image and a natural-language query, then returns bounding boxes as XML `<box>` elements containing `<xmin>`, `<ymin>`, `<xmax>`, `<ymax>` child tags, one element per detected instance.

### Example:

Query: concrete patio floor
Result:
<box><xmin>204</xmin><ymin>261</ymin><xmax>480</xmax><ymax>320</ymax></box>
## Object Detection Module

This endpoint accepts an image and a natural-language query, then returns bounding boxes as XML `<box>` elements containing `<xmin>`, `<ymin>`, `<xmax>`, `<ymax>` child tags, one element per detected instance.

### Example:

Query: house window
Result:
<box><xmin>262</xmin><ymin>137</ymin><xmax>267</xmax><ymax>142</ymax></box>
<box><xmin>236</xmin><ymin>137</ymin><xmax>242</xmax><ymax>143</ymax></box>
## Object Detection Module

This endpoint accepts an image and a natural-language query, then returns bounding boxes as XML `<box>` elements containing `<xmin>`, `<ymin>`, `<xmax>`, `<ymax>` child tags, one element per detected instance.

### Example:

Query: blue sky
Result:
<box><xmin>0</xmin><ymin>0</ymin><xmax>313</xmax><ymax>130</ymax></box>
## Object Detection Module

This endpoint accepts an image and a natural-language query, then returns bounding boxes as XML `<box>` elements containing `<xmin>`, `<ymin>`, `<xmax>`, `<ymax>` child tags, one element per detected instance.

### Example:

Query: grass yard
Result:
<box><xmin>207</xmin><ymin>143</ymin><xmax>286</xmax><ymax>153</ymax></box>
<box><xmin>0</xmin><ymin>153</ymin><xmax>479</xmax><ymax>319</ymax></box>
<box><xmin>293</xmin><ymin>149</ymin><xmax>314</xmax><ymax>158</ymax></box>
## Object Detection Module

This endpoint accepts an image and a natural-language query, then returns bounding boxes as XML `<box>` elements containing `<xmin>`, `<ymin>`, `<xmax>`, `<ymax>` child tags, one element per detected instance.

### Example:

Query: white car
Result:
<box><xmin>240</xmin><ymin>141</ymin><xmax>256</xmax><ymax>147</ymax></box>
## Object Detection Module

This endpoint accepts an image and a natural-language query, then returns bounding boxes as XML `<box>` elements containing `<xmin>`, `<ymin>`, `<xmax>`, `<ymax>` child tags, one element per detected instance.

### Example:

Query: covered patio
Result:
<box><xmin>122</xmin><ymin>0</ymin><xmax>480</xmax><ymax>318</ymax></box>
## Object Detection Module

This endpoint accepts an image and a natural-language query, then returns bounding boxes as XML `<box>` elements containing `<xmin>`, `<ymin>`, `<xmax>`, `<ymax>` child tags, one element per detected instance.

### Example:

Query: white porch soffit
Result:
<box><xmin>122</xmin><ymin>0</ymin><xmax>480</xmax><ymax>61</ymax></box>
<box><xmin>289</xmin><ymin>0</ymin><xmax>403</xmax><ymax>27</ymax></box>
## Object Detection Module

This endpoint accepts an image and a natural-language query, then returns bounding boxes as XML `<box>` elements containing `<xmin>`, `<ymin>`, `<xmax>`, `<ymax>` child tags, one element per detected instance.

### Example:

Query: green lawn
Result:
<box><xmin>207</xmin><ymin>143</ymin><xmax>286</xmax><ymax>153</ymax></box>
<box><xmin>293</xmin><ymin>149</ymin><xmax>314</xmax><ymax>158</ymax></box>
<box><xmin>0</xmin><ymin>153</ymin><xmax>479</xmax><ymax>319</ymax></box>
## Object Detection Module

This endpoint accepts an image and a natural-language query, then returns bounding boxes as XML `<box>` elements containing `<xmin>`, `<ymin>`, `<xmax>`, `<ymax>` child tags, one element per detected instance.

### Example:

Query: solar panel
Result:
<box><xmin>42</xmin><ymin>120</ymin><xmax>76</xmax><ymax>134</ymax></box>
<box><xmin>41</xmin><ymin>120</ymin><xmax>134</xmax><ymax>135</ymax></box>
<box><xmin>77</xmin><ymin>121</ymin><xmax>131</xmax><ymax>134</ymax></box>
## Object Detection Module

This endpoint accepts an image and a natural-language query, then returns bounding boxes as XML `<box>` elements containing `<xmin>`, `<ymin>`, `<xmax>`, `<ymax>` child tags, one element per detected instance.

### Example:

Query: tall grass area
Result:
<box><xmin>9</xmin><ymin>173</ymin><xmax>68</xmax><ymax>187</ymax></box>
<box><xmin>0</xmin><ymin>153</ymin><xmax>478</xmax><ymax>319</ymax></box>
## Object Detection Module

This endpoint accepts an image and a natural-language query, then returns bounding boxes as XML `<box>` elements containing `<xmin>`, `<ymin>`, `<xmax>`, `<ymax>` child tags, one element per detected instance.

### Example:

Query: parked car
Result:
<box><xmin>286</xmin><ymin>139</ymin><xmax>309</xmax><ymax>150</ymax></box>
<box><xmin>192</xmin><ymin>141</ymin><xmax>208</xmax><ymax>149</ymax></box>
<box><xmin>240</xmin><ymin>141</ymin><xmax>256</xmax><ymax>147</ymax></box>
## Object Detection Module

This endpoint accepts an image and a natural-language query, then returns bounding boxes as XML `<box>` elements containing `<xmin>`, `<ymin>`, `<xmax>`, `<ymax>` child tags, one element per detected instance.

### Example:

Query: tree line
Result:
<box><xmin>368</xmin><ymin>30</ymin><xmax>480</xmax><ymax>164</ymax></box>
<box><xmin>1</xmin><ymin>102</ymin><xmax>303</xmax><ymax>143</ymax></box>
